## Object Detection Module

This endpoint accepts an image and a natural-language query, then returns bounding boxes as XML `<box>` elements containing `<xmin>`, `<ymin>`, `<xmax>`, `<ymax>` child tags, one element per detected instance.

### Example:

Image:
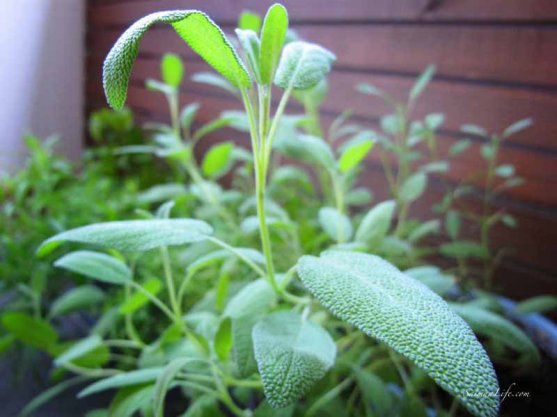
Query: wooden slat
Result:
<box><xmin>88</xmin><ymin>0</ymin><xmax>557</xmax><ymax>24</ymax></box>
<box><xmin>89</xmin><ymin>24</ymin><xmax>557</xmax><ymax>86</ymax></box>
<box><xmin>87</xmin><ymin>55</ymin><xmax>557</xmax><ymax>151</ymax></box>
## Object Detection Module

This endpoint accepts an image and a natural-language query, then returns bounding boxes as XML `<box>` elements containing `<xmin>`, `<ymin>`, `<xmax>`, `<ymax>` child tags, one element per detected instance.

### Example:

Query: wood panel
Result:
<box><xmin>85</xmin><ymin>0</ymin><xmax>557</xmax><ymax>297</ymax></box>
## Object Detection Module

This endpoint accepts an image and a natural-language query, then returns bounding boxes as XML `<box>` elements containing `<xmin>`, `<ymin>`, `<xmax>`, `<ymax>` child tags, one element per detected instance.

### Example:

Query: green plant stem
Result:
<box><xmin>208</xmin><ymin>236</ymin><xmax>266</xmax><ymax>277</ymax></box>
<box><xmin>124</xmin><ymin>285</ymin><xmax>146</xmax><ymax>347</ymax></box>
<box><xmin>129</xmin><ymin>280</ymin><xmax>175</xmax><ymax>323</ymax></box>
<box><xmin>160</xmin><ymin>246</ymin><xmax>182</xmax><ymax>324</ymax></box>
<box><xmin>168</xmin><ymin>90</ymin><xmax>180</xmax><ymax>139</ymax></box>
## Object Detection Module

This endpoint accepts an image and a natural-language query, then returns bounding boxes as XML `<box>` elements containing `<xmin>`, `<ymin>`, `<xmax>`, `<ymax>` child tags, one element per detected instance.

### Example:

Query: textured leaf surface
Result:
<box><xmin>253</xmin><ymin>311</ymin><xmax>336</xmax><ymax>408</ymax></box>
<box><xmin>275</xmin><ymin>41</ymin><xmax>335</xmax><ymax>90</ymax></box>
<box><xmin>54</xmin><ymin>251</ymin><xmax>131</xmax><ymax>285</ymax></box>
<box><xmin>297</xmin><ymin>251</ymin><xmax>499</xmax><ymax>417</ymax></box>
<box><xmin>259</xmin><ymin>3</ymin><xmax>288</xmax><ymax>84</ymax></box>
<box><xmin>103</xmin><ymin>10</ymin><xmax>250</xmax><ymax>109</ymax></box>
<box><xmin>451</xmin><ymin>303</ymin><xmax>540</xmax><ymax>363</ymax></box>
<box><xmin>354</xmin><ymin>200</ymin><xmax>395</xmax><ymax>248</ymax></box>
<box><xmin>39</xmin><ymin>219</ymin><xmax>212</xmax><ymax>255</ymax></box>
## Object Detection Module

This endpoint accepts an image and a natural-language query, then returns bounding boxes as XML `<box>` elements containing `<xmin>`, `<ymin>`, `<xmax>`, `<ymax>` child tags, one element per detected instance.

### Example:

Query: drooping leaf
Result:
<box><xmin>409</xmin><ymin>65</ymin><xmax>435</xmax><ymax>102</ymax></box>
<box><xmin>1</xmin><ymin>312</ymin><xmax>58</xmax><ymax>350</ymax></box>
<box><xmin>297</xmin><ymin>251</ymin><xmax>499</xmax><ymax>417</ymax></box>
<box><xmin>515</xmin><ymin>295</ymin><xmax>557</xmax><ymax>315</ymax></box>
<box><xmin>451</xmin><ymin>303</ymin><xmax>540</xmax><ymax>364</ymax></box>
<box><xmin>119</xmin><ymin>279</ymin><xmax>162</xmax><ymax>314</ymax></box>
<box><xmin>354</xmin><ymin>200</ymin><xmax>396</xmax><ymax>248</ymax></box>
<box><xmin>274</xmin><ymin>41</ymin><xmax>335</xmax><ymax>90</ymax></box>
<box><xmin>54</xmin><ymin>251</ymin><xmax>131</xmax><ymax>285</ymax></box>
<box><xmin>50</xmin><ymin>285</ymin><xmax>105</xmax><ymax>318</ymax></box>
<box><xmin>399</xmin><ymin>172</ymin><xmax>427</xmax><ymax>203</ymax></box>
<box><xmin>38</xmin><ymin>219</ymin><xmax>213</xmax><ymax>256</ymax></box>
<box><xmin>103</xmin><ymin>11</ymin><xmax>250</xmax><ymax>109</ymax></box>
<box><xmin>224</xmin><ymin>279</ymin><xmax>276</xmax><ymax>376</ymax></box>
<box><xmin>161</xmin><ymin>53</ymin><xmax>184</xmax><ymax>87</ymax></box>
<box><xmin>318</xmin><ymin>207</ymin><xmax>353</xmax><ymax>242</ymax></box>
<box><xmin>238</xmin><ymin>10</ymin><xmax>261</xmax><ymax>32</ymax></box>
<box><xmin>79</xmin><ymin>368</ymin><xmax>163</xmax><ymax>397</ymax></box>
<box><xmin>202</xmin><ymin>142</ymin><xmax>234</xmax><ymax>178</ymax></box>
<box><xmin>338</xmin><ymin>139</ymin><xmax>374</xmax><ymax>173</ymax></box>
<box><xmin>55</xmin><ymin>335</ymin><xmax>104</xmax><ymax>366</ymax></box>
<box><xmin>253</xmin><ymin>311</ymin><xmax>336</xmax><ymax>408</ymax></box>
<box><xmin>259</xmin><ymin>3</ymin><xmax>288</xmax><ymax>85</ymax></box>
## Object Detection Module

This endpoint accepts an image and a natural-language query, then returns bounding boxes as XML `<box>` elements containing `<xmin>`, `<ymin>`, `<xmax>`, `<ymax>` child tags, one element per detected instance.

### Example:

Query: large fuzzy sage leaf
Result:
<box><xmin>252</xmin><ymin>311</ymin><xmax>336</xmax><ymax>408</ymax></box>
<box><xmin>274</xmin><ymin>41</ymin><xmax>335</xmax><ymax>90</ymax></box>
<box><xmin>38</xmin><ymin>219</ymin><xmax>212</xmax><ymax>256</ymax></box>
<box><xmin>297</xmin><ymin>251</ymin><xmax>499</xmax><ymax>417</ymax></box>
<box><xmin>259</xmin><ymin>3</ymin><xmax>288</xmax><ymax>85</ymax></box>
<box><xmin>54</xmin><ymin>251</ymin><xmax>131</xmax><ymax>285</ymax></box>
<box><xmin>104</xmin><ymin>11</ymin><xmax>251</xmax><ymax>109</ymax></box>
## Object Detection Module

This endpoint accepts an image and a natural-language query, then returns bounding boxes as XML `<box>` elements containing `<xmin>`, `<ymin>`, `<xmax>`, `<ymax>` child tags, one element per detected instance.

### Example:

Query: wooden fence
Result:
<box><xmin>86</xmin><ymin>0</ymin><xmax>557</xmax><ymax>299</ymax></box>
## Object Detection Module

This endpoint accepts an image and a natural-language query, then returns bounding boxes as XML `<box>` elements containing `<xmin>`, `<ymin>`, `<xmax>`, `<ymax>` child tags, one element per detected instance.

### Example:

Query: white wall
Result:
<box><xmin>0</xmin><ymin>0</ymin><xmax>85</xmax><ymax>172</ymax></box>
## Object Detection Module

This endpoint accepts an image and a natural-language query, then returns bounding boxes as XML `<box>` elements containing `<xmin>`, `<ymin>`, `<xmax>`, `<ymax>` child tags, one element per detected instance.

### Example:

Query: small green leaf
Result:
<box><xmin>110</xmin><ymin>384</ymin><xmax>155</xmax><ymax>417</ymax></box>
<box><xmin>235</xmin><ymin>29</ymin><xmax>261</xmax><ymax>82</ymax></box>
<box><xmin>399</xmin><ymin>172</ymin><xmax>427</xmax><ymax>203</ymax></box>
<box><xmin>445</xmin><ymin>210</ymin><xmax>461</xmax><ymax>239</ymax></box>
<box><xmin>54</xmin><ymin>251</ymin><xmax>131</xmax><ymax>285</ymax></box>
<box><xmin>120</xmin><ymin>279</ymin><xmax>162</xmax><ymax>314</ymax></box>
<box><xmin>180</xmin><ymin>102</ymin><xmax>200</xmax><ymax>131</ymax></box>
<box><xmin>259</xmin><ymin>3</ymin><xmax>288</xmax><ymax>85</ymax></box>
<box><xmin>481</xmin><ymin>143</ymin><xmax>495</xmax><ymax>160</ymax></box>
<box><xmin>461</xmin><ymin>124</ymin><xmax>488</xmax><ymax>137</ymax></box>
<box><xmin>79</xmin><ymin>368</ymin><xmax>163</xmax><ymax>397</ymax></box>
<box><xmin>103</xmin><ymin>11</ymin><xmax>250</xmax><ymax>109</ymax></box>
<box><xmin>292</xmin><ymin>78</ymin><xmax>328</xmax><ymax>109</ymax></box>
<box><xmin>192</xmin><ymin>72</ymin><xmax>238</xmax><ymax>96</ymax></box>
<box><xmin>353</xmin><ymin>368</ymin><xmax>394</xmax><ymax>416</ymax></box>
<box><xmin>161</xmin><ymin>53</ymin><xmax>183</xmax><ymax>87</ymax></box>
<box><xmin>338</xmin><ymin>139</ymin><xmax>374</xmax><ymax>173</ymax></box>
<box><xmin>495</xmin><ymin>164</ymin><xmax>514</xmax><ymax>178</ymax></box>
<box><xmin>515</xmin><ymin>296</ymin><xmax>557</xmax><ymax>315</ymax></box>
<box><xmin>425</xmin><ymin>113</ymin><xmax>444</xmax><ymax>130</ymax></box>
<box><xmin>275</xmin><ymin>41</ymin><xmax>335</xmax><ymax>90</ymax></box>
<box><xmin>214</xmin><ymin>317</ymin><xmax>233</xmax><ymax>362</ymax></box>
<box><xmin>297</xmin><ymin>251</ymin><xmax>499</xmax><ymax>417</ymax></box>
<box><xmin>503</xmin><ymin>117</ymin><xmax>532</xmax><ymax>138</ymax></box>
<box><xmin>55</xmin><ymin>335</ymin><xmax>103</xmax><ymax>366</ymax></box>
<box><xmin>253</xmin><ymin>311</ymin><xmax>336</xmax><ymax>408</ymax></box>
<box><xmin>276</xmin><ymin>134</ymin><xmax>334</xmax><ymax>169</ymax></box>
<box><xmin>451</xmin><ymin>303</ymin><xmax>539</xmax><ymax>364</ymax></box>
<box><xmin>408</xmin><ymin>220</ymin><xmax>439</xmax><ymax>243</ymax></box>
<box><xmin>405</xmin><ymin>266</ymin><xmax>455</xmax><ymax>296</ymax></box>
<box><xmin>319</xmin><ymin>207</ymin><xmax>353</xmax><ymax>243</ymax></box>
<box><xmin>38</xmin><ymin>219</ymin><xmax>213</xmax><ymax>256</ymax></box>
<box><xmin>146</xmin><ymin>79</ymin><xmax>175</xmax><ymax>95</ymax></box>
<box><xmin>355</xmin><ymin>200</ymin><xmax>396</xmax><ymax>248</ymax></box>
<box><xmin>50</xmin><ymin>285</ymin><xmax>105</xmax><ymax>318</ymax></box>
<box><xmin>1</xmin><ymin>312</ymin><xmax>58</xmax><ymax>350</ymax></box>
<box><xmin>440</xmin><ymin>241</ymin><xmax>487</xmax><ymax>260</ymax></box>
<box><xmin>202</xmin><ymin>142</ymin><xmax>234</xmax><ymax>178</ymax></box>
<box><xmin>449</xmin><ymin>139</ymin><xmax>472</xmax><ymax>156</ymax></box>
<box><xmin>238</xmin><ymin>10</ymin><xmax>261</xmax><ymax>32</ymax></box>
<box><xmin>501</xmin><ymin>214</ymin><xmax>517</xmax><ymax>228</ymax></box>
<box><xmin>409</xmin><ymin>65</ymin><xmax>435</xmax><ymax>102</ymax></box>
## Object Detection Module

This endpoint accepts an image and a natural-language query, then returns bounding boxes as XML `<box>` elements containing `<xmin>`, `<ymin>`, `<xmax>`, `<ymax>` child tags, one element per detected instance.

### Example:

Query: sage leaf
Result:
<box><xmin>55</xmin><ymin>335</ymin><xmax>103</xmax><ymax>366</ymax></box>
<box><xmin>79</xmin><ymin>368</ymin><xmax>163</xmax><ymax>397</ymax></box>
<box><xmin>338</xmin><ymin>139</ymin><xmax>374</xmax><ymax>173</ymax></box>
<box><xmin>274</xmin><ymin>41</ymin><xmax>335</xmax><ymax>90</ymax></box>
<box><xmin>119</xmin><ymin>279</ymin><xmax>162</xmax><ymax>314</ymax></box>
<box><xmin>54</xmin><ymin>251</ymin><xmax>131</xmax><ymax>285</ymax></box>
<box><xmin>192</xmin><ymin>72</ymin><xmax>238</xmax><ymax>96</ymax></box>
<box><xmin>1</xmin><ymin>312</ymin><xmax>58</xmax><ymax>350</ymax></box>
<box><xmin>318</xmin><ymin>207</ymin><xmax>353</xmax><ymax>243</ymax></box>
<box><xmin>180</xmin><ymin>102</ymin><xmax>200</xmax><ymax>131</ymax></box>
<box><xmin>409</xmin><ymin>65</ymin><xmax>435</xmax><ymax>102</ymax></box>
<box><xmin>109</xmin><ymin>384</ymin><xmax>155</xmax><ymax>417</ymax></box>
<box><xmin>214</xmin><ymin>317</ymin><xmax>233</xmax><ymax>362</ymax></box>
<box><xmin>277</xmin><ymin>134</ymin><xmax>334</xmax><ymax>169</ymax></box>
<box><xmin>238</xmin><ymin>10</ymin><xmax>261</xmax><ymax>32</ymax></box>
<box><xmin>161</xmin><ymin>53</ymin><xmax>183</xmax><ymax>87</ymax></box>
<box><xmin>202</xmin><ymin>142</ymin><xmax>234</xmax><ymax>178</ymax></box>
<box><xmin>259</xmin><ymin>3</ymin><xmax>288</xmax><ymax>85</ymax></box>
<box><xmin>354</xmin><ymin>200</ymin><xmax>396</xmax><ymax>248</ymax></box>
<box><xmin>38</xmin><ymin>219</ymin><xmax>213</xmax><ymax>256</ymax></box>
<box><xmin>445</xmin><ymin>210</ymin><xmax>461</xmax><ymax>240</ymax></box>
<box><xmin>104</xmin><ymin>11</ymin><xmax>250</xmax><ymax>109</ymax></box>
<box><xmin>408</xmin><ymin>219</ymin><xmax>439</xmax><ymax>243</ymax></box>
<box><xmin>50</xmin><ymin>285</ymin><xmax>105</xmax><ymax>318</ymax></box>
<box><xmin>235</xmin><ymin>29</ymin><xmax>261</xmax><ymax>82</ymax></box>
<box><xmin>399</xmin><ymin>172</ymin><xmax>427</xmax><ymax>203</ymax></box>
<box><xmin>503</xmin><ymin>117</ymin><xmax>532</xmax><ymax>138</ymax></box>
<box><xmin>297</xmin><ymin>251</ymin><xmax>499</xmax><ymax>417</ymax></box>
<box><xmin>253</xmin><ymin>311</ymin><xmax>336</xmax><ymax>408</ymax></box>
<box><xmin>515</xmin><ymin>295</ymin><xmax>557</xmax><ymax>315</ymax></box>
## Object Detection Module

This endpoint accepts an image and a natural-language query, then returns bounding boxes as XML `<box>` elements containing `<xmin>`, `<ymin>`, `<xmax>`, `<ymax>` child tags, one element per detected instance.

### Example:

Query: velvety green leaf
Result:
<box><xmin>515</xmin><ymin>296</ymin><xmax>557</xmax><ymax>315</ymax></box>
<box><xmin>318</xmin><ymin>207</ymin><xmax>353</xmax><ymax>243</ymax></box>
<box><xmin>214</xmin><ymin>317</ymin><xmax>233</xmax><ymax>362</ymax></box>
<box><xmin>297</xmin><ymin>251</ymin><xmax>499</xmax><ymax>417</ymax></box>
<box><xmin>103</xmin><ymin>11</ymin><xmax>250</xmax><ymax>109</ymax></box>
<box><xmin>253</xmin><ymin>311</ymin><xmax>336</xmax><ymax>408</ymax></box>
<box><xmin>481</xmin><ymin>144</ymin><xmax>495</xmax><ymax>160</ymax></box>
<box><xmin>54</xmin><ymin>251</ymin><xmax>131</xmax><ymax>285</ymax></box>
<box><xmin>408</xmin><ymin>219</ymin><xmax>439</xmax><ymax>243</ymax></box>
<box><xmin>224</xmin><ymin>279</ymin><xmax>276</xmax><ymax>376</ymax></box>
<box><xmin>120</xmin><ymin>279</ymin><xmax>162</xmax><ymax>314</ymax></box>
<box><xmin>180</xmin><ymin>102</ymin><xmax>200</xmax><ymax>131</ymax></box>
<box><xmin>55</xmin><ymin>335</ymin><xmax>103</xmax><ymax>366</ymax></box>
<box><xmin>137</xmin><ymin>184</ymin><xmax>189</xmax><ymax>205</ymax></box>
<box><xmin>451</xmin><ymin>303</ymin><xmax>540</xmax><ymax>364</ymax></box>
<box><xmin>292</xmin><ymin>78</ymin><xmax>328</xmax><ymax>109</ymax></box>
<box><xmin>424</xmin><ymin>112</ymin><xmax>444</xmax><ymax>130</ymax></box>
<box><xmin>1</xmin><ymin>312</ymin><xmax>58</xmax><ymax>350</ymax></box>
<box><xmin>501</xmin><ymin>214</ymin><xmax>517</xmax><ymax>228</ymax></box>
<box><xmin>238</xmin><ymin>10</ymin><xmax>261</xmax><ymax>32</ymax></box>
<box><xmin>338</xmin><ymin>139</ymin><xmax>374</xmax><ymax>173</ymax></box>
<box><xmin>50</xmin><ymin>285</ymin><xmax>105</xmax><ymax>318</ymax></box>
<box><xmin>461</xmin><ymin>124</ymin><xmax>487</xmax><ymax>137</ymax></box>
<box><xmin>399</xmin><ymin>172</ymin><xmax>427</xmax><ymax>203</ymax></box>
<box><xmin>38</xmin><ymin>219</ymin><xmax>213</xmax><ymax>256</ymax></box>
<box><xmin>449</xmin><ymin>139</ymin><xmax>471</xmax><ymax>156</ymax></box>
<box><xmin>79</xmin><ymin>368</ymin><xmax>163</xmax><ymax>397</ymax></box>
<box><xmin>161</xmin><ymin>53</ymin><xmax>183</xmax><ymax>87</ymax></box>
<box><xmin>235</xmin><ymin>29</ymin><xmax>261</xmax><ymax>82</ymax></box>
<box><xmin>192</xmin><ymin>72</ymin><xmax>238</xmax><ymax>96</ymax></box>
<box><xmin>503</xmin><ymin>118</ymin><xmax>532</xmax><ymax>138</ymax></box>
<box><xmin>405</xmin><ymin>266</ymin><xmax>455</xmax><ymax>296</ymax></box>
<box><xmin>259</xmin><ymin>3</ymin><xmax>288</xmax><ymax>85</ymax></box>
<box><xmin>440</xmin><ymin>241</ymin><xmax>487</xmax><ymax>260</ymax></box>
<box><xmin>146</xmin><ymin>79</ymin><xmax>175</xmax><ymax>95</ymax></box>
<box><xmin>354</xmin><ymin>200</ymin><xmax>395</xmax><ymax>248</ymax></box>
<box><xmin>187</xmin><ymin>247</ymin><xmax>265</xmax><ymax>276</ymax></box>
<box><xmin>345</xmin><ymin>187</ymin><xmax>373</xmax><ymax>206</ymax></box>
<box><xmin>194</xmin><ymin>116</ymin><xmax>235</xmax><ymax>141</ymax></box>
<box><xmin>495</xmin><ymin>164</ymin><xmax>515</xmax><ymax>178</ymax></box>
<box><xmin>202</xmin><ymin>142</ymin><xmax>234</xmax><ymax>178</ymax></box>
<box><xmin>274</xmin><ymin>41</ymin><xmax>335</xmax><ymax>90</ymax></box>
<box><xmin>109</xmin><ymin>384</ymin><xmax>155</xmax><ymax>417</ymax></box>
<box><xmin>446</xmin><ymin>210</ymin><xmax>461</xmax><ymax>239</ymax></box>
<box><xmin>409</xmin><ymin>65</ymin><xmax>435</xmax><ymax>102</ymax></box>
<box><xmin>276</xmin><ymin>134</ymin><xmax>334</xmax><ymax>169</ymax></box>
